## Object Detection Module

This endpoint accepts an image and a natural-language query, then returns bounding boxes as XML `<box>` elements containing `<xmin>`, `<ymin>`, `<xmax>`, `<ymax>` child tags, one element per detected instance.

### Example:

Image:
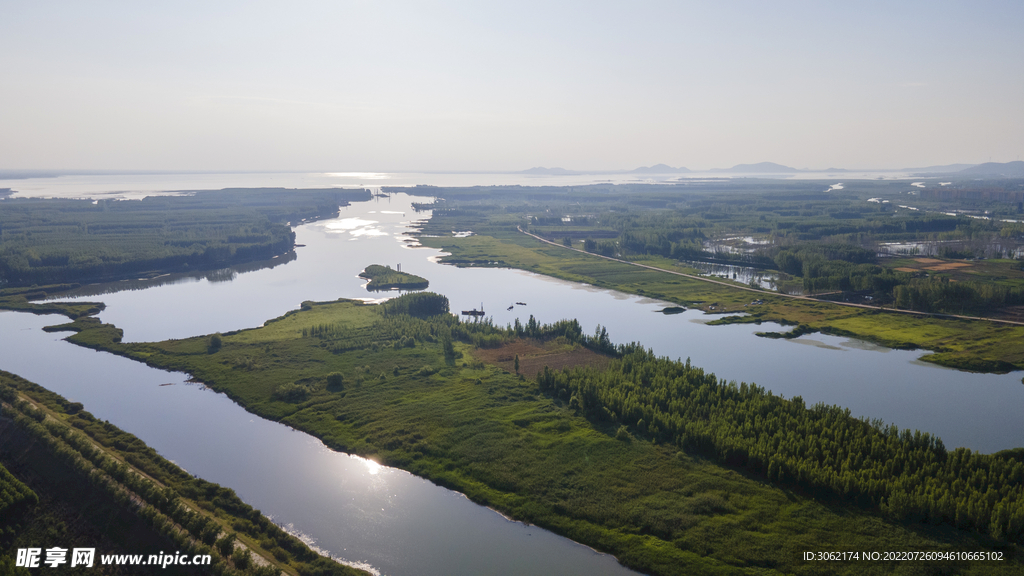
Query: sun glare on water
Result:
<box><xmin>325</xmin><ymin>172</ymin><xmax>391</xmax><ymax>180</ymax></box>
<box><xmin>356</xmin><ymin>456</ymin><xmax>382</xmax><ymax>475</ymax></box>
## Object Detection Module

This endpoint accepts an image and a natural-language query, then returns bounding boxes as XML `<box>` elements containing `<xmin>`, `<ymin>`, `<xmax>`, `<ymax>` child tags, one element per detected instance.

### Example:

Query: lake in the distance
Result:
<box><xmin>1</xmin><ymin>168</ymin><xmax>931</xmax><ymax>200</ymax></box>
<box><xmin>2</xmin><ymin>186</ymin><xmax>1023</xmax><ymax>576</ymax></box>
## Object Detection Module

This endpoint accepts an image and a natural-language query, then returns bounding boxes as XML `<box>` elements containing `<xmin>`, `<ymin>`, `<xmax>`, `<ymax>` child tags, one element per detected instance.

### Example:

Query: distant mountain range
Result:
<box><xmin>517</xmin><ymin>162</ymin><xmax>796</xmax><ymax>175</ymax></box>
<box><xmin>956</xmin><ymin>161</ymin><xmax>1024</xmax><ymax>177</ymax></box>
<box><xmin>516</xmin><ymin>162</ymin><xmax>1024</xmax><ymax>178</ymax></box>
<box><xmin>518</xmin><ymin>164</ymin><xmax>693</xmax><ymax>175</ymax></box>
<box><xmin>629</xmin><ymin>164</ymin><xmax>691</xmax><ymax>174</ymax></box>
<box><xmin>710</xmin><ymin>162</ymin><xmax>799</xmax><ymax>174</ymax></box>
<box><xmin>905</xmin><ymin>163</ymin><xmax>977</xmax><ymax>174</ymax></box>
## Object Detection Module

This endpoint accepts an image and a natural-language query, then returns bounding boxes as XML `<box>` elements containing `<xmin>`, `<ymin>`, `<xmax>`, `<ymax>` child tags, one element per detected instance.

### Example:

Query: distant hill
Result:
<box><xmin>0</xmin><ymin>169</ymin><xmax>223</xmax><ymax>180</ymax></box>
<box><xmin>905</xmin><ymin>163</ymin><xmax>978</xmax><ymax>173</ymax></box>
<box><xmin>0</xmin><ymin>170</ymin><xmax>65</xmax><ymax>180</ymax></box>
<box><xmin>519</xmin><ymin>167</ymin><xmax>579</xmax><ymax>175</ymax></box>
<box><xmin>629</xmin><ymin>164</ymin><xmax>691</xmax><ymax>174</ymax></box>
<box><xmin>712</xmin><ymin>162</ymin><xmax>799</xmax><ymax>173</ymax></box>
<box><xmin>957</xmin><ymin>161</ymin><xmax>1024</xmax><ymax>177</ymax></box>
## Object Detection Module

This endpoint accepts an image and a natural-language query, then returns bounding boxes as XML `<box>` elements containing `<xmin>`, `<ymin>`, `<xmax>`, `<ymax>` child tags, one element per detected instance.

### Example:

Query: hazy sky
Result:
<box><xmin>1</xmin><ymin>1</ymin><xmax>1022</xmax><ymax>172</ymax></box>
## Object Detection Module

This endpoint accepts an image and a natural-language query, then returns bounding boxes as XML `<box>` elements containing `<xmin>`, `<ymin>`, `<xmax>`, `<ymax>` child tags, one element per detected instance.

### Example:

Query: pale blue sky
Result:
<box><xmin>1</xmin><ymin>1</ymin><xmax>1021</xmax><ymax>171</ymax></box>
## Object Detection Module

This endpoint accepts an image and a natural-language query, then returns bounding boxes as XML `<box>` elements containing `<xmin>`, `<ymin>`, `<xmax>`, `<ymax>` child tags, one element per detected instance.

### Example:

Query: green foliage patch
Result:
<box><xmin>0</xmin><ymin>371</ymin><xmax>367</xmax><ymax>576</ymax></box>
<box><xmin>0</xmin><ymin>188</ymin><xmax>370</xmax><ymax>286</ymax></box>
<box><xmin>0</xmin><ymin>462</ymin><xmax>37</xmax><ymax>525</ymax></box>
<box><xmin>358</xmin><ymin>264</ymin><xmax>428</xmax><ymax>291</ymax></box>
<box><xmin>538</xmin><ymin>352</ymin><xmax>1024</xmax><ymax>540</ymax></box>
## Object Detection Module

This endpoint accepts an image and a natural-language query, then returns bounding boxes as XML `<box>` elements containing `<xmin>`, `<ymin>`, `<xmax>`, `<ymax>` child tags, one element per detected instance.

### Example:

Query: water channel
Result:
<box><xmin>679</xmin><ymin>260</ymin><xmax>780</xmax><ymax>291</ymax></box>
<box><xmin>2</xmin><ymin>190</ymin><xmax>1023</xmax><ymax>575</ymax></box>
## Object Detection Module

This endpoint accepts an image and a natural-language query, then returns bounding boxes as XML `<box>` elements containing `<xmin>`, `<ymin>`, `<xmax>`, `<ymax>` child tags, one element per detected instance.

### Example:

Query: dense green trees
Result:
<box><xmin>0</xmin><ymin>188</ymin><xmax>370</xmax><ymax>286</ymax></box>
<box><xmin>767</xmin><ymin>243</ymin><xmax>911</xmax><ymax>294</ymax></box>
<box><xmin>0</xmin><ymin>372</ymin><xmax>364</xmax><ymax>576</ymax></box>
<box><xmin>326</xmin><ymin>372</ymin><xmax>345</xmax><ymax>389</ymax></box>
<box><xmin>358</xmin><ymin>265</ymin><xmax>429</xmax><ymax>291</ymax></box>
<box><xmin>535</xmin><ymin>349</ymin><xmax>1024</xmax><ymax>542</ymax></box>
<box><xmin>380</xmin><ymin>292</ymin><xmax>449</xmax><ymax>317</ymax></box>
<box><xmin>894</xmin><ymin>278</ymin><xmax>1024</xmax><ymax>314</ymax></box>
<box><xmin>415</xmin><ymin>183</ymin><xmax>1024</xmax><ymax>314</ymax></box>
<box><xmin>208</xmin><ymin>333</ymin><xmax>223</xmax><ymax>353</ymax></box>
<box><xmin>272</xmin><ymin>383</ymin><xmax>310</xmax><ymax>403</ymax></box>
<box><xmin>0</xmin><ymin>463</ymin><xmax>37</xmax><ymax>525</ymax></box>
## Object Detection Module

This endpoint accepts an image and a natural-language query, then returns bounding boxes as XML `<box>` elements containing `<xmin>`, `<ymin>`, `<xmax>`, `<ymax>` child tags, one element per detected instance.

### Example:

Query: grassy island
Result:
<box><xmin>51</xmin><ymin>292</ymin><xmax>1023</xmax><ymax>576</ymax></box>
<box><xmin>358</xmin><ymin>264</ymin><xmax>429</xmax><ymax>291</ymax></box>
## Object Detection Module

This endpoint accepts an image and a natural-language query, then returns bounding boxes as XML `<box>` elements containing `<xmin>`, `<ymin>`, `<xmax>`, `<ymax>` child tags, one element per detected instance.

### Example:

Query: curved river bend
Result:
<box><xmin>2</xmin><ymin>191</ymin><xmax>1023</xmax><ymax>576</ymax></box>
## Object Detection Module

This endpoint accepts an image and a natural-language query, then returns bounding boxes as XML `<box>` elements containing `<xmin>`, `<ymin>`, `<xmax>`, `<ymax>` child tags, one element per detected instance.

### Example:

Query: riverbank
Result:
<box><xmin>0</xmin><ymin>370</ymin><xmax>367</xmax><ymax>576</ymax></box>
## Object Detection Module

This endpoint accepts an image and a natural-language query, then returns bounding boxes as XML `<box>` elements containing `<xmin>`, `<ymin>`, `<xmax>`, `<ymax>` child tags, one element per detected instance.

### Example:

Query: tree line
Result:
<box><xmin>0</xmin><ymin>463</ymin><xmax>37</xmax><ymax>529</ymax></box>
<box><xmin>894</xmin><ymin>278</ymin><xmax>1024</xmax><ymax>314</ymax></box>
<box><xmin>0</xmin><ymin>188</ymin><xmax>370</xmax><ymax>286</ymax></box>
<box><xmin>534</xmin><ymin>348</ymin><xmax>1024</xmax><ymax>542</ymax></box>
<box><xmin>0</xmin><ymin>373</ymin><xmax>363</xmax><ymax>576</ymax></box>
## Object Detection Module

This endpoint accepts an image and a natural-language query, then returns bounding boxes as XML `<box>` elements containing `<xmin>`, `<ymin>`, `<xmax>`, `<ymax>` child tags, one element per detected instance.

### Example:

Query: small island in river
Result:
<box><xmin>359</xmin><ymin>264</ymin><xmax>429</xmax><ymax>291</ymax></box>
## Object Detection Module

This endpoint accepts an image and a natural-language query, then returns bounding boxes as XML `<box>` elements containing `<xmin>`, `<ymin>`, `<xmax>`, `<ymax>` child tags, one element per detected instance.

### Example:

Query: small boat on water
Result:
<box><xmin>515</xmin><ymin>302</ymin><xmax>527</xmax><ymax>306</ymax></box>
<box><xmin>507</xmin><ymin>305</ymin><xmax>514</xmax><ymax>311</ymax></box>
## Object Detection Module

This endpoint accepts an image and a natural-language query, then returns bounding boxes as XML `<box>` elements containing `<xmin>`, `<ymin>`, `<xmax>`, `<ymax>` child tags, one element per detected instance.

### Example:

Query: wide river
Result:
<box><xmin>2</xmin><ymin>189</ymin><xmax>1022</xmax><ymax>575</ymax></box>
